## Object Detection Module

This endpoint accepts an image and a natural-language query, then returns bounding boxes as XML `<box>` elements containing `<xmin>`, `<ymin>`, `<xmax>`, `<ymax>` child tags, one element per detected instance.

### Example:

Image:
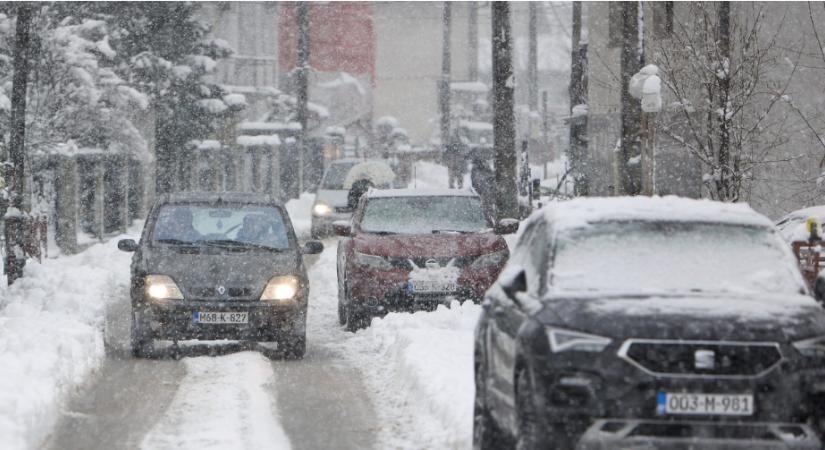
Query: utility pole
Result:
<box><xmin>568</xmin><ymin>1</ymin><xmax>589</xmax><ymax>196</ymax></box>
<box><xmin>528</xmin><ymin>2</ymin><xmax>538</xmax><ymax>111</ymax></box>
<box><xmin>440</xmin><ymin>2</ymin><xmax>452</xmax><ymax>161</ymax></box>
<box><xmin>296</xmin><ymin>1</ymin><xmax>310</xmax><ymax>195</ymax></box>
<box><xmin>492</xmin><ymin>2</ymin><xmax>518</xmax><ymax>221</ymax></box>
<box><xmin>5</xmin><ymin>4</ymin><xmax>33</xmax><ymax>285</ymax></box>
<box><xmin>468</xmin><ymin>2</ymin><xmax>479</xmax><ymax>81</ymax></box>
<box><xmin>619</xmin><ymin>1</ymin><xmax>642</xmax><ymax>195</ymax></box>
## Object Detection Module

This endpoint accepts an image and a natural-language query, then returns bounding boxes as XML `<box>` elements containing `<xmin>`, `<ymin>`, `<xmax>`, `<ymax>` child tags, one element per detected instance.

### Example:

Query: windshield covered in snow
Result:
<box><xmin>321</xmin><ymin>162</ymin><xmax>360</xmax><ymax>190</ymax></box>
<box><xmin>152</xmin><ymin>204</ymin><xmax>291</xmax><ymax>250</ymax></box>
<box><xmin>360</xmin><ymin>196</ymin><xmax>488</xmax><ymax>234</ymax></box>
<box><xmin>552</xmin><ymin>221</ymin><xmax>803</xmax><ymax>295</ymax></box>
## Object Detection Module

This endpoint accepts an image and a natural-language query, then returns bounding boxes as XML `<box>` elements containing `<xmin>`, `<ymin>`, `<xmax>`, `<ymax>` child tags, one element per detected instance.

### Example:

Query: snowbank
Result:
<box><xmin>0</xmin><ymin>229</ymin><xmax>138</xmax><ymax>449</ymax></box>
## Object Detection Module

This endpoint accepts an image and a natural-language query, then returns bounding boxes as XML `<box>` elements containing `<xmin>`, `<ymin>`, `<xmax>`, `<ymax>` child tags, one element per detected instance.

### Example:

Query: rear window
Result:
<box><xmin>152</xmin><ymin>203</ymin><xmax>291</xmax><ymax>250</ymax></box>
<box><xmin>360</xmin><ymin>196</ymin><xmax>488</xmax><ymax>234</ymax></box>
<box><xmin>551</xmin><ymin>221</ymin><xmax>804</xmax><ymax>295</ymax></box>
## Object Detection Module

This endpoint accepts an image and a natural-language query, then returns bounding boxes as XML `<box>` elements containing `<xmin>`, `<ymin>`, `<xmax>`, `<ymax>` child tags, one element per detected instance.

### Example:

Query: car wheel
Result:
<box><xmin>278</xmin><ymin>333</ymin><xmax>306</xmax><ymax>360</ymax></box>
<box><xmin>515</xmin><ymin>367</ymin><xmax>569</xmax><ymax>450</ymax></box>
<box><xmin>130</xmin><ymin>309</ymin><xmax>154</xmax><ymax>358</ymax></box>
<box><xmin>473</xmin><ymin>350</ymin><xmax>510</xmax><ymax>450</ymax></box>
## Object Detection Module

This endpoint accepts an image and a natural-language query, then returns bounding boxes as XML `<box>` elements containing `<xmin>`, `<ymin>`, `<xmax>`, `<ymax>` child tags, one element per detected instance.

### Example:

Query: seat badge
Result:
<box><xmin>694</xmin><ymin>349</ymin><xmax>715</xmax><ymax>370</ymax></box>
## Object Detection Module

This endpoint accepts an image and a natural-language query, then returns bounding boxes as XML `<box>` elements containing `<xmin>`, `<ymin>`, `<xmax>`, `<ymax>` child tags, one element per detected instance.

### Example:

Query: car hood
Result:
<box><xmin>354</xmin><ymin>232</ymin><xmax>506</xmax><ymax>258</ymax></box>
<box><xmin>535</xmin><ymin>292</ymin><xmax>825</xmax><ymax>342</ymax></box>
<box><xmin>315</xmin><ymin>189</ymin><xmax>349</xmax><ymax>207</ymax></box>
<box><xmin>141</xmin><ymin>246</ymin><xmax>302</xmax><ymax>297</ymax></box>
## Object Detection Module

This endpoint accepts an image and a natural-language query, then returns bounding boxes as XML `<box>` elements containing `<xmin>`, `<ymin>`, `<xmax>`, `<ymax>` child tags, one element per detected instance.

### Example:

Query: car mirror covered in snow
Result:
<box><xmin>117</xmin><ymin>239</ymin><xmax>138</xmax><ymax>252</ymax></box>
<box><xmin>333</xmin><ymin>220</ymin><xmax>352</xmax><ymax>237</ymax></box>
<box><xmin>495</xmin><ymin>218</ymin><xmax>519</xmax><ymax>235</ymax></box>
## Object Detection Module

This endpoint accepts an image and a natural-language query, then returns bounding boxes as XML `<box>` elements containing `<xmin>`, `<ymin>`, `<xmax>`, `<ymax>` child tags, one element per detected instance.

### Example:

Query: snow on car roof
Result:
<box><xmin>775</xmin><ymin>204</ymin><xmax>825</xmax><ymax>241</ymax></box>
<box><xmin>164</xmin><ymin>191</ymin><xmax>282</xmax><ymax>205</ymax></box>
<box><xmin>537</xmin><ymin>196</ymin><xmax>773</xmax><ymax>231</ymax></box>
<box><xmin>366</xmin><ymin>188</ymin><xmax>479</xmax><ymax>198</ymax></box>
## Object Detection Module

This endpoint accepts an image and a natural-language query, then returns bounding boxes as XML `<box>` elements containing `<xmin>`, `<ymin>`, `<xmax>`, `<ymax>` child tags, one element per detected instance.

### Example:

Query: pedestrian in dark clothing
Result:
<box><xmin>444</xmin><ymin>131</ymin><xmax>467</xmax><ymax>189</ymax></box>
<box><xmin>471</xmin><ymin>151</ymin><xmax>496</xmax><ymax>222</ymax></box>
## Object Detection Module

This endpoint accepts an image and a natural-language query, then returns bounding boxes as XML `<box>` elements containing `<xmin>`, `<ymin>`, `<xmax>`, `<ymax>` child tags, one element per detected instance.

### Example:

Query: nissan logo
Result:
<box><xmin>694</xmin><ymin>349</ymin><xmax>715</xmax><ymax>370</ymax></box>
<box><xmin>425</xmin><ymin>259</ymin><xmax>440</xmax><ymax>269</ymax></box>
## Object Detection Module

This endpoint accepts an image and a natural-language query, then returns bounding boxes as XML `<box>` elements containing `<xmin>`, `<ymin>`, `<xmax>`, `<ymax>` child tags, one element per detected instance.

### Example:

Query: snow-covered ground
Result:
<box><xmin>0</xmin><ymin>226</ymin><xmax>140</xmax><ymax>450</ymax></box>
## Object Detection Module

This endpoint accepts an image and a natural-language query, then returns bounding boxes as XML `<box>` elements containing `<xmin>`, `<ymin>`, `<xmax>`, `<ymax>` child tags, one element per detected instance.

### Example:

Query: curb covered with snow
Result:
<box><xmin>0</xmin><ymin>232</ymin><xmax>136</xmax><ymax>449</ymax></box>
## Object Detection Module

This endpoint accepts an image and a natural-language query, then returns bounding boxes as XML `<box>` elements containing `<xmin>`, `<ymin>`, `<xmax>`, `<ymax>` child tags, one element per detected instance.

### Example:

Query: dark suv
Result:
<box><xmin>474</xmin><ymin>196</ymin><xmax>825</xmax><ymax>449</ymax></box>
<box><xmin>118</xmin><ymin>192</ymin><xmax>323</xmax><ymax>359</ymax></box>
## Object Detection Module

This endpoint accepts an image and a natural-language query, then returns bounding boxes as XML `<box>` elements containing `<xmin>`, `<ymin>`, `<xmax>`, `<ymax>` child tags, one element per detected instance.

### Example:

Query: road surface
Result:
<box><xmin>45</xmin><ymin>241</ymin><xmax>379</xmax><ymax>450</ymax></box>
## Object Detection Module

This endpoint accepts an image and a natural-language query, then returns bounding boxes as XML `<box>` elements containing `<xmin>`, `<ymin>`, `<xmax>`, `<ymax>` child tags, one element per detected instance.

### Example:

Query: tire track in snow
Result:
<box><xmin>141</xmin><ymin>352</ymin><xmax>290</xmax><ymax>450</ymax></box>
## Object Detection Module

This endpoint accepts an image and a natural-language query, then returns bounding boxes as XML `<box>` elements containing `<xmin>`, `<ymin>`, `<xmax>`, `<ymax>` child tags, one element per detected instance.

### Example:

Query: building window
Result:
<box><xmin>608</xmin><ymin>2</ymin><xmax>623</xmax><ymax>48</ymax></box>
<box><xmin>653</xmin><ymin>1</ymin><xmax>674</xmax><ymax>38</ymax></box>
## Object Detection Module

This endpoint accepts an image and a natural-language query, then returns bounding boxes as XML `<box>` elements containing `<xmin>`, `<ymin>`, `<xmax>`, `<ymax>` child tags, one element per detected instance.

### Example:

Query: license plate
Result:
<box><xmin>193</xmin><ymin>311</ymin><xmax>248</xmax><ymax>324</ymax></box>
<box><xmin>657</xmin><ymin>392</ymin><xmax>754</xmax><ymax>416</ymax></box>
<box><xmin>410</xmin><ymin>280</ymin><xmax>458</xmax><ymax>294</ymax></box>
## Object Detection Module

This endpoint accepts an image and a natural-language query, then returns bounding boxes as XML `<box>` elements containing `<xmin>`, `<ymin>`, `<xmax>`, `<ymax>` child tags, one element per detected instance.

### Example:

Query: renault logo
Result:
<box><xmin>694</xmin><ymin>349</ymin><xmax>715</xmax><ymax>370</ymax></box>
<box><xmin>217</xmin><ymin>285</ymin><xmax>226</xmax><ymax>295</ymax></box>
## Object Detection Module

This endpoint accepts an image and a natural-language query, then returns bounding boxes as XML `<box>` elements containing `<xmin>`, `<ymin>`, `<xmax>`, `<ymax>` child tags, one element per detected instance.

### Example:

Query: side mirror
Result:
<box><xmin>495</xmin><ymin>218</ymin><xmax>520</xmax><ymax>235</ymax></box>
<box><xmin>502</xmin><ymin>270</ymin><xmax>527</xmax><ymax>299</ymax></box>
<box><xmin>302</xmin><ymin>240</ymin><xmax>324</xmax><ymax>255</ymax></box>
<box><xmin>118</xmin><ymin>239</ymin><xmax>138</xmax><ymax>252</ymax></box>
<box><xmin>333</xmin><ymin>220</ymin><xmax>352</xmax><ymax>237</ymax></box>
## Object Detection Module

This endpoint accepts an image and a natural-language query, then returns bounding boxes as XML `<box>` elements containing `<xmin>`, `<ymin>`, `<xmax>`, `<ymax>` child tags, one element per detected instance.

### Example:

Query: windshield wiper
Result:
<box><xmin>431</xmin><ymin>229</ymin><xmax>472</xmax><ymax>234</ymax></box>
<box><xmin>200</xmin><ymin>239</ymin><xmax>286</xmax><ymax>252</ymax></box>
<box><xmin>155</xmin><ymin>238</ymin><xmax>199</xmax><ymax>246</ymax></box>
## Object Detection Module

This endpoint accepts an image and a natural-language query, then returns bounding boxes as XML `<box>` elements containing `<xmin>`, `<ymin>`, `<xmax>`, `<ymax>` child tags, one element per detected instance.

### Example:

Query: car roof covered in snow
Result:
<box><xmin>535</xmin><ymin>196</ymin><xmax>774</xmax><ymax>232</ymax></box>
<box><xmin>160</xmin><ymin>191</ymin><xmax>282</xmax><ymax>206</ymax></box>
<box><xmin>366</xmin><ymin>188</ymin><xmax>479</xmax><ymax>199</ymax></box>
<box><xmin>775</xmin><ymin>204</ymin><xmax>825</xmax><ymax>241</ymax></box>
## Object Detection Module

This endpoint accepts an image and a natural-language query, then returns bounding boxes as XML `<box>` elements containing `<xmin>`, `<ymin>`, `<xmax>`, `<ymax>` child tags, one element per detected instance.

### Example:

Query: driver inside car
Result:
<box><xmin>236</xmin><ymin>214</ymin><xmax>288</xmax><ymax>248</ymax></box>
<box><xmin>154</xmin><ymin>207</ymin><xmax>201</xmax><ymax>242</ymax></box>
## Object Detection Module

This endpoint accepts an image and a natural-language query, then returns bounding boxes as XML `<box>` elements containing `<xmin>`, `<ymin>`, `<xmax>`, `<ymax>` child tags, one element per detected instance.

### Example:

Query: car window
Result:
<box><xmin>551</xmin><ymin>221</ymin><xmax>804</xmax><ymax>295</ymax></box>
<box><xmin>359</xmin><ymin>196</ymin><xmax>488</xmax><ymax>234</ymax></box>
<box><xmin>152</xmin><ymin>204</ymin><xmax>291</xmax><ymax>250</ymax></box>
<box><xmin>321</xmin><ymin>163</ymin><xmax>358</xmax><ymax>190</ymax></box>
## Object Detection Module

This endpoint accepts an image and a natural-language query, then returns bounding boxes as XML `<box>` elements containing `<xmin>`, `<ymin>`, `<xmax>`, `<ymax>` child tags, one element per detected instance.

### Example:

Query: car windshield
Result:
<box><xmin>360</xmin><ymin>196</ymin><xmax>488</xmax><ymax>234</ymax></box>
<box><xmin>152</xmin><ymin>204</ymin><xmax>291</xmax><ymax>250</ymax></box>
<box><xmin>552</xmin><ymin>221</ymin><xmax>803</xmax><ymax>295</ymax></box>
<box><xmin>321</xmin><ymin>162</ymin><xmax>359</xmax><ymax>190</ymax></box>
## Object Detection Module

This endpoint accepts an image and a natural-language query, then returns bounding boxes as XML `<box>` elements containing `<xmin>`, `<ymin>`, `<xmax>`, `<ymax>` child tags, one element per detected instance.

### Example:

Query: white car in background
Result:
<box><xmin>311</xmin><ymin>159</ymin><xmax>396</xmax><ymax>238</ymax></box>
<box><xmin>775</xmin><ymin>205</ymin><xmax>825</xmax><ymax>242</ymax></box>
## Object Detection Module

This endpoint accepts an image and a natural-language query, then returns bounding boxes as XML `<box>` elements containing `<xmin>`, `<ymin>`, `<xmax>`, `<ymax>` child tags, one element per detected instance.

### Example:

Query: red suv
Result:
<box><xmin>335</xmin><ymin>189</ymin><xmax>518</xmax><ymax>331</ymax></box>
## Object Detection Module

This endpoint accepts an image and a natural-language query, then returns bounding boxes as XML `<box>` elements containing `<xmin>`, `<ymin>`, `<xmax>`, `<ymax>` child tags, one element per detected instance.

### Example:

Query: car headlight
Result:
<box><xmin>313</xmin><ymin>203</ymin><xmax>332</xmax><ymax>216</ymax></box>
<box><xmin>261</xmin><ymin>275</ymin><xmax>301</xmax><ymax>302</ymax></box>
<box><xmin>353</xmin><ymin>251</ymin><xmax>393</xmax><ymax>270</ymax></box>
<box><xmin>469</xmin><ymin>249</ymin><xmax>508</xmax><ymax>270</ymax></box>
<box><xmin>793</xmin><ymin>335</ymin><xmax>825</xmax><ymax>358</ymax></box>
<box><xmin>145</xmin><ymin>275</ymin><xmax>184</xmax><ymax>300</ymax></box>
<box><xmin>547</xmin><ymin>327</ymin><xmax>612</xmax><ymax>353</ymax></box>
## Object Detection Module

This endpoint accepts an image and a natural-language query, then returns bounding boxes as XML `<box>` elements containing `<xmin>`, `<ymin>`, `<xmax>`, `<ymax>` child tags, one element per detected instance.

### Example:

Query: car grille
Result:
<box><xmin>619</xmin><ymin>340</ymin><xmax>783</xmax><ymax>378</ymax></box>
<box><xmin>190</xmin><ymin>287</ymin><xmax>254</xmax><ymax>299</ymax></box>
<box><xmin>389</xmin><ymin>256</ymin><xmax>476</xmax><ymax>270</ymax></box>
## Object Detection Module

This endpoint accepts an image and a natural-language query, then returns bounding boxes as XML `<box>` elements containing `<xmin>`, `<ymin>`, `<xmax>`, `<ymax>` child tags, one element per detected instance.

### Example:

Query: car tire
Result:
<box><xmin>515</xmin><ymin>367</ymin><xmax>570</xmax><ymax>450</ymax></box>
<box><xmin>130</xmin><ymin>309</ymin><xmax>154</xmax><ymax>359</ymax></box>
<box><xmin>473</xmin><ymin>350</ymin><xmax>510</xmax><ymax>450</ymax></box>
<box><xmin>278</xmin><ymin>334</ymin><xmax>306</xmax><ymax>360</ymax></box>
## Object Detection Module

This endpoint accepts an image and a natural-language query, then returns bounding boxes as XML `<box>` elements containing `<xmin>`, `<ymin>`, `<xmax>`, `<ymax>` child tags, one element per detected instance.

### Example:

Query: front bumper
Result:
<box><xmin>311</xmin><ymin>212</ymin><xmax>350</xmax><ymax>236</ymax></box>
<box><xmin>143</xmin><ymin>299</ymin><xmax>306</xmax><ymax>340</ymax></box>
<box><xmin>577</xmin><ymin>419</ymin><xmax>821</xmax><ymax>450</ymax></box>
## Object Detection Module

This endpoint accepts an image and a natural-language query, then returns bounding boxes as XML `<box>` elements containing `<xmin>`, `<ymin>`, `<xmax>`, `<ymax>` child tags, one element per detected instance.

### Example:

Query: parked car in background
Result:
<box><xmin>118</xmin><ymin>192</ymin><xmax>323</xmax><ymax>359</ymax></box>
<box><xmin>335</xmin><ymin>189</ymin><xmax>518</xmax><ymax>331</ymax></box>
<box><xmin>474</xmin><ymin>196</ymin><xmax>824</xmax><ymax>450</ymax></box>
<box><xmin>776</xmin><ymin>205</ymin><xmax>825</xmax><ymax>242</ymax></box>
<box><xmin>311</xmin><ymin>159</ymin><xmax>396</xmax><ymax>238</ymax></box>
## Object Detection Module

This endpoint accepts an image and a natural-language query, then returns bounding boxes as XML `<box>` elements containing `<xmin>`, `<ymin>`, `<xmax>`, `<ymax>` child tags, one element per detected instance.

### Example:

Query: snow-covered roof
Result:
<box><xmin>451</xmin><ymin>81</ymin><xmax>488</xmax><ymax>92</ymax></box>
<box><xmin>236</xmin><ymin>135</ymin><xmax>281</xmax><ymax>147</ymax></box>
<box><xmin>236</xmin><ymin>121</ymin><xmax>302</xmax><ymax>132</ymax></box>
<box><xmin>458</xmin><ymin>120</ymin><xmax>493</xmax><ymax>131</ymax></box>
<box><xmin>536</xmin><ymin>196</ymin><xmax>774</xmax><ymax>232</ymax></box>
<box><xmin>367</xmin><ymin>189</ymin><xmax>479</xmax><ymax>199</ymax></box>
